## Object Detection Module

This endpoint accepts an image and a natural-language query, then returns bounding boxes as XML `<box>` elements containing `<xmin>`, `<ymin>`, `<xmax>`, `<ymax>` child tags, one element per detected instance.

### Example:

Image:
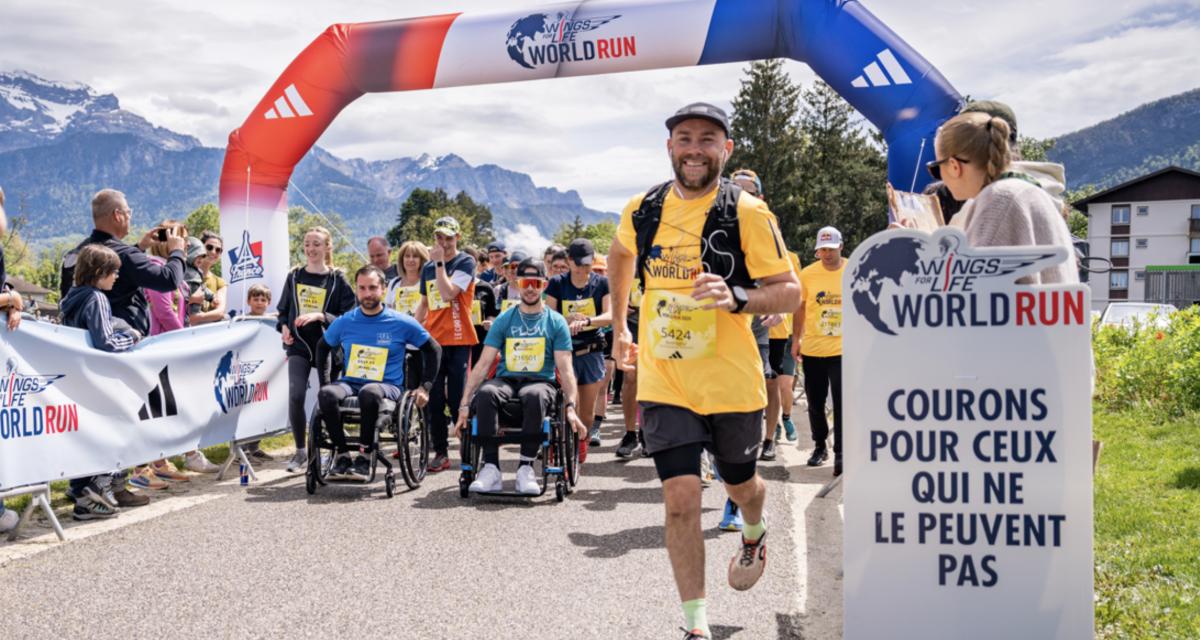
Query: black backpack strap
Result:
<box><xmin>700</xmin><ymin>178</ymin><xmax>754</xmax><ymax>289</ymax></box>
<box><xmin>632</xmin><ymin>181</ymin><xmax>673</xmax><ymax>292</ymax></box>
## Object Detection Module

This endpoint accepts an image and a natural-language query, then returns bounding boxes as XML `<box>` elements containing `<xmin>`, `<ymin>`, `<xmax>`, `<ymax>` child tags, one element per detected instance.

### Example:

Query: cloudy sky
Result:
<box><xmin>3</xmin><ymin>0</ymin><xmax>1198</xmax><ymax>213</ymax></box>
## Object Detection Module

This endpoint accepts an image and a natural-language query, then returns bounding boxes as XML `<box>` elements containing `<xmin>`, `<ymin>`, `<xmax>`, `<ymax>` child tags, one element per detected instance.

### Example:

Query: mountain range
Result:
<box><xmin>0</xmin><ymin>70</ymin><xmax>613</xmax><ymax>246</ymax></box>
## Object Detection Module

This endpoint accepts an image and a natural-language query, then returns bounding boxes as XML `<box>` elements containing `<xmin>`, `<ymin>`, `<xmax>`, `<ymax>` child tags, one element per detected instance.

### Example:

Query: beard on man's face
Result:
<box><xmin>672</xmin><ymin>152</ymin><xmax>723</xmax><ymax>191</ymax></box>
<box><xmin>359</xmin><ymin>296</ymin><xmax>381</xmax><ymax>311</ymax></box>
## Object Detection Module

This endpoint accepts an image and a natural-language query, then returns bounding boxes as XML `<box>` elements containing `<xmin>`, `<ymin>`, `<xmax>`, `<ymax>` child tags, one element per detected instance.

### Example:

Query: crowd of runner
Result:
<box><xmin>0</xmin><ymin>96</ymin><xmax>1078</xmax><ymax>639</ymax></box>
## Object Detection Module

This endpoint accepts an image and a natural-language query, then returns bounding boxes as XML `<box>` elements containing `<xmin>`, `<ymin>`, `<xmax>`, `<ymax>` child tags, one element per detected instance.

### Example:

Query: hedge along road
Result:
<box><xmin>0</xmin><ymin>409</ymin><xmax>843</xmax><ymax>640</ymax></box>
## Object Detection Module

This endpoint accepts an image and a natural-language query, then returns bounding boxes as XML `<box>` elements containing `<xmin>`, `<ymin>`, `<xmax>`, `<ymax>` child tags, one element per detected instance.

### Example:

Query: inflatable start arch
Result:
<box><xmin>218</xmin><ymin>0</ymin><xmax>962</xmax><ymax>309</ymax></box>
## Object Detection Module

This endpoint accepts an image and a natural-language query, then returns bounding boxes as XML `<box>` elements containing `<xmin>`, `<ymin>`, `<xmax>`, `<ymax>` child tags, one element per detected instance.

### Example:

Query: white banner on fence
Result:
<box><xmin>0</xmin><ymin>318</ymin><xmax>287</xmax><ymax>490</ymax></box>
<box><xmin>843</xmin><ymin>227</ymin><xmax>1093</xmax><ymax>639</ymax></box>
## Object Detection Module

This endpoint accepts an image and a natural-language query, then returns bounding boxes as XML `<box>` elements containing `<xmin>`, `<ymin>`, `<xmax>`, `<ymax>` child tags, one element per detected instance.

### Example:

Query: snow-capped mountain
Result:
<box><xmin>0</xmin><ymin>70</ymin><xmax>199</xmax><ymax>154</ymax></box>
<box><xmin>0</xmin><ymin>70</ymin><xmax>611</xmax><ymax>244</ymax></box>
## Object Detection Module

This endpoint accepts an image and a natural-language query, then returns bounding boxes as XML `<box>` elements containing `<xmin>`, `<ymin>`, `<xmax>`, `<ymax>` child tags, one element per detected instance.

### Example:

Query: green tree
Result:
<box><xmin>1065</xmin><ymin>185</ymin><xmax>1100</xmax><ymax>239</ymax></box>
<box><xmin>794</xmin><ymin>80</ymin><xmax>888</xmax><ymax>255</ymax></box>
<box><xmin>9</xmin><ymin>240</ymin><xmax>74</xmax><ymax>302</ymax></box>
<box><xmin>728</xmin><ymin>59</ymin><xmax>805</xmax><ymax>236</ymax></box>
<box><xmin>553</xmin><ymin>218</ymin><xmax>617</xmax><ymax>254</ymax></box>
<box><xmin>387</xmin><ymin>188</ymin><xmax>495</xmax><ymax>250</ymax></box>
<box><xmin>1017</xmin><ymin>136</ymin><xmax>1056</xmax><ymax>162</ymax></box>
<box><xmin>185</xmin><ymin>203</ymin><xmax>221</xmax><ymax>237</ymax></box>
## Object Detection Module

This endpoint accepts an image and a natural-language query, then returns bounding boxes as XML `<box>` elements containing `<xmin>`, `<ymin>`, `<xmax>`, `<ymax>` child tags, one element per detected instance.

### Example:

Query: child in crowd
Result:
<box><xmin>246</xmin><ymin>283</ymin><xmax>274</xmax><ymax>317</ymax></box>
<box><xmin>60</xmin><ymin>244</ymin><xmax>145</xmax><ymax>520</ymax></box>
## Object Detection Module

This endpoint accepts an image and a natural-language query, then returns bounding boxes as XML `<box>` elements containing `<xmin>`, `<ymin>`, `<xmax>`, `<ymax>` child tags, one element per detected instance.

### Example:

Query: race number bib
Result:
<box><xmin>296</xmin><ymin>284</ymin><xmax>327</xmax><ymax>316</ymax></box>
<box><xmin>426</xmin><ymin>280</ymin><xmax>450</xmax><ymax>311</ymax></box>
<box><xmin>470</xmin><ymin>299</ymin><xmax>483</xmax><ymax>325</ymax></box>
<box><xmin>346</xmin><ymin>344</ymin><xmax>388</xmax><ymax>381</ymax></box>
<box><xmin>501</xmin><ymin>299</ymin><xmax>518</xmax><ymax>313</ymax></box>
<box><xmin>391</xmin><ymin>287</ymin><xmax>421</xmax><ymax>315</ymax></box>
<box><xmin>819</xmin><ymin>308</ymin><xmax>843</xmax><ymax>337</ymax></box>
<box><xmin>644</xmin><ymin>290</ymin><xmax>716</xmax><ymax>360</ymax></box>
<box><xmin>505</xmin><ymin>337</ymin><xmax>546</xmax><ymax>372</ymax></box>
<box><xmin>562</xmin><ymin>298</ymin><xmax>596</xmax><ymax>318</ymax></box>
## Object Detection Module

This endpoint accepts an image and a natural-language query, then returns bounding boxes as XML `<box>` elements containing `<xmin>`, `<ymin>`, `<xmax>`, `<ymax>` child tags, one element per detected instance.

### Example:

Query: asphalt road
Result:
<box><xmin>0</xmin><ymin>405</ymin><xmax>844</xmax><ymax>640</ymax></box>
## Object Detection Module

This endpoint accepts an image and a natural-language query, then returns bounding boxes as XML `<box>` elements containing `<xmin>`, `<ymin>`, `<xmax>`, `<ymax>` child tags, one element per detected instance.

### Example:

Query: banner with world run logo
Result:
<box><xmin>0</xmin><ymin>318</ymin><xmax>286</xmax><ymax>490</ymax></box>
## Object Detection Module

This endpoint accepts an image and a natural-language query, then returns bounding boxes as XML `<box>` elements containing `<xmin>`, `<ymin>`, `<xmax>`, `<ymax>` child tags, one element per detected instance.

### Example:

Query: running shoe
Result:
<box><xmin>588</xmin><ymin>425</ymin><xmax>602</xmax><ymax>447</ymax></box>
<box><xmin>351</xmin><ymin>455</ymin><xmax>371</xmax><ymax>482</ymax></box>
<box><xmin>152</xmin><ymin>460</ymin><xmax>190</xmax><ymax>482</ymax></box>
<box><xmin>427</xmin><ymin>452</ymin><xmax>451</xmax><ymax>473</ymax></box>
<box><xmin>727</xmin><ymin>529</ymin><xmax>768</xmax><ymax>591</ymax></box>
<box><xmin>807</xmin><ymin>446</ymin><xmax>829</xmax><ymax>467</ymax></box>
<box><xmin>515</xmin><ymin>465</ymin><xmax>540</xmax><ymax>495</ymax></box>
<box><xmin>286</xmin><ymin>449</ymin><xmax>307</xmax><ymax>473</ymax></box>
<box><xmin>249</xmin><ymin>448</ymin><xmax>274</xmax><ymax>462</ymax></box>
<box><xmin>615</xmin><ymin>431</ymin><xmax>640</xmax><ymax>458</ymax></box>
<box><xmin>719</xmin><ymin>498</ymin><xmax>743</xmax><ymax>532</ymax></box>
<box><xmin>469</xmin><ymin>463</ymin><xmax>502</xmax><ymax>493</ymax></box>
<box><xmin>330</xmin><ymin>454</ymin><xmax>354</xmax><ymax>480</ymax></box>
<box><xmin>72</xmin><ymin>496</ymin><xmax>117</xmax><ymax>521</ymax></box>
<box><xmin>782</xmin><ymin>417</ymin><xmax>798</xmax><ymax>442</ymax></box>
<box><xmin>0</xmin><ymin>508</ymin><xmax>19</xmax><ymax>532</ymax></box>
<box><xmin>760</xmin><ymin>439</ymin><xmax>777</xmax><ymax>461</ymax></box>
<box><xmin>82</xmin><ymin>479</ymin><xmax>118</xmax><ymax>510</ymax></box>
<box><xmin>112</xmin><ymin>487</ymin><xmax>150</xmax><ymax>508</ymax></box>
<box><xmin>680</xmin><ymin>628</ymin><xmax>711</xmax><ymax>639</ymax></box>
<box><xmin>130</xmin><ymin>467</ymin><xmax>168</xmax><ymax>490</ymax></box>
<box><xmin>184</xmin><ymin>451</ymin><xmax>219</xmax><ymax>474</ymax></box>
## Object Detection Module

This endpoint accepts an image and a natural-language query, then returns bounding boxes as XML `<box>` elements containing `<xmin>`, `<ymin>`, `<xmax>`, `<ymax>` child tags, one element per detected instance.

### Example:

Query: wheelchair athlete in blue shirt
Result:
<box><xmin>321</xmin><ymin>265</ymin><xmax>441</xmax><ymax>481</ymax></box>
<box><xmin>455</xmin><ymin>258</ymin><xmax>589</xmax><ymax>495</ymax></box>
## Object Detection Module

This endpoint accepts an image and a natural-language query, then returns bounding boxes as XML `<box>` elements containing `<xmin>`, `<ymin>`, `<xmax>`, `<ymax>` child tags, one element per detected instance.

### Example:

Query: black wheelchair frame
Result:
<box><xmin>305</xmin><ymin>388</ymin><xmax>430</xmax><ymax>497</ymax></box>
<box><xmin>457</xmin><ymin>381</ymin><xmax>580</xmax><ymax>502</ymax></box>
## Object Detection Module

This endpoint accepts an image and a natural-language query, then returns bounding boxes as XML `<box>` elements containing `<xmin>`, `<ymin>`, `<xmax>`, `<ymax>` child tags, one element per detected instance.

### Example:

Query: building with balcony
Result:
<box><xmin>1073</xmin><ymin>166</ymin><xmax>1200</xmax><ymax>311</ymax></box>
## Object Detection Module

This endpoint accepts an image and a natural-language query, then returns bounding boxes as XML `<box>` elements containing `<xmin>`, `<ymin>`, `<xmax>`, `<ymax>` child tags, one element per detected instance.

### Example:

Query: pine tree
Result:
<box><xmin>728</xmin><ymin>59</ymin><xmax>804</xmax><ymax>239</ymax></box>
<box><xmin>794</xmin><ymin>81</ymin><xmax>888</xmax><ymax>255</ymax></box>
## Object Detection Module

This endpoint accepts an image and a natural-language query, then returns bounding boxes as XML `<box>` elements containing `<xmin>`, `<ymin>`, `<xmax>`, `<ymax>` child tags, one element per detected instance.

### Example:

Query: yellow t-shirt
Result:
<box><xmin>798</xmin><ymin>260</ymin><xmax>845</xmax><ymax>357</ymax></box>
<box><xmin>769</xmin><ymin>252</ymin><xmax>802</xmax><ymax>340</ymax></box>
<box><xmin>616</xmin><ymin>186</ymin><xmax>792</xmax><ymax>414</ymax></box>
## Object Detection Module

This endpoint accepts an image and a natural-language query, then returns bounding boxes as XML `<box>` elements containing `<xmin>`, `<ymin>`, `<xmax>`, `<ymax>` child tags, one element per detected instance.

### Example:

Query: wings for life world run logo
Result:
<box><xmin>505</xmin><ymin>12</ymin><xmax>634</xmax><ymax>69</ymax></box>
<box><xmin>849</xmin><ymin>229</ymin><xmax>1085</xmax><ymax>335</ymax></box>
<box><xmin>213</xmin><ymin>351</ymin><xmax>268</xmax><ymax>414</ymax></box>
<box><xmin>227</xmin><ymin>230</ymin><xmax>264</xmax><ymax>284</ymax></box>
<box><xmin>0</xmin><ymin>358</ymin><xmax>78</xmax><ymax>441</ymax></box>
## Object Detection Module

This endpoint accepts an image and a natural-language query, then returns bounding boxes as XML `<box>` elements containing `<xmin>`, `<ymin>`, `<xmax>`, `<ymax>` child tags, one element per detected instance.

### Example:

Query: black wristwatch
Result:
<box><xmin>730</xmin><ymin>285</ymin><xmax>749</xmax><ymax>313</ymax></box>
<box><xmin>436</xmin><ymin>261</ymin><xmax>445</xmax><ymax>268</ymax></box>
<box><xmin>565</xmin><ymin>401</ymin><xmax>577</xmax><ymax>411</ymax></box>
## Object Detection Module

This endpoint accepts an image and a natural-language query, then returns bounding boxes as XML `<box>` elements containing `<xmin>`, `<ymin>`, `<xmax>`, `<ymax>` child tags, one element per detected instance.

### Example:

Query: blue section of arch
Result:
<box><xmin>697</xmin><ymin>0</ymin><xmax>962</xmax><ymax>192</ymax></box>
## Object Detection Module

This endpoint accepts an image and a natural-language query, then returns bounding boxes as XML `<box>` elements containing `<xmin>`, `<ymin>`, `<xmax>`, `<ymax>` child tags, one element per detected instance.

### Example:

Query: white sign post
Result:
<box><xmin>843</xmin><ymin>228</ymin><xmax>1093</xmax><ymax>639</ymax></box>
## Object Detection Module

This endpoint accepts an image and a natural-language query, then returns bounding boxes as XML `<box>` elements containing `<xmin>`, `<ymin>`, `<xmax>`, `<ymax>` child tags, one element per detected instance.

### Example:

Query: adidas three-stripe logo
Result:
<box><xmin>851</xmin><ymin>49</ymin><xmax>912</xmax><ymax>89</ymax></box>
<box><xmin>263</xmin><ymin>84</ymin><xmax>313</xmax><ymax>120</ymax></box>
<box><xmin>138</xmin><ymin>366</ymin><xmax>178</xmax><ymax>421</ymax></box>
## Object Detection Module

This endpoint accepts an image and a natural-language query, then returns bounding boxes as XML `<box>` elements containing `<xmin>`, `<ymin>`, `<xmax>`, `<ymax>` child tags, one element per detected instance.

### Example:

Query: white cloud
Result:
<box><xmin>1</xmin><ymin>0</ymin><xmax>1196</xmax><ymax>213</ymax></box>
<box><xmin>500</xmin><ymin>223</ymin><xmax>551</xmax><ymax>257</ymax></box>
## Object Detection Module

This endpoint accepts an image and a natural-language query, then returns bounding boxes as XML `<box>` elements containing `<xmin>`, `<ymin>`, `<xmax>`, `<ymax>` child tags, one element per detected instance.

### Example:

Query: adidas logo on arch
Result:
<box><xmin>262</xmin><ymin>84</ymin><xmax>313</xmax><ymax>120</ymax></box>
<box><xmin>850</xmin><ymin>49</ymin><xmax>912</xmax><ymax>89</ymax></box>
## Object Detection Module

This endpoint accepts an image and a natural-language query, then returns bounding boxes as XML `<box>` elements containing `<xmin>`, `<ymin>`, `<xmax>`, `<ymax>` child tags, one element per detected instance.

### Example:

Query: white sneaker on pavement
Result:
<box><xmin>286</xmin><ymin>449</ymin><xmax>307</xmax><ymax>473</ymax></box>
<box><xmin>515</xmin><ymin>464</ymin><xmax>540</xmax><ymax>495</ymax></box>
<box><xmin>185</xmin><ymin>451</ymin><xmax>220</xmax><ymax>473</ymax></box>
<box><xmin>469</xmin><ymin>463</ymin><xmax>502</xmax><ymax>493</ymax></box>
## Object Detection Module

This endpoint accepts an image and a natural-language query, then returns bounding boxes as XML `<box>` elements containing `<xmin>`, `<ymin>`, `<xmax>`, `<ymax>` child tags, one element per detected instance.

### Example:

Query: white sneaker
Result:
<box><xmin>515</xmin><ymin>465</ymin><xmax>540</xmax><ymax>495</ymax></box>
<box><xmin>0</xmin><ymin>508</ymin><xmax>18</xmax><ymax>533</ymax></box>
<box><xmin>469</xmin><ymin>463</ymin><xmax>502</xmax><ymax>493</ymax></box>
<box><xmin>286</xmin><ymin>449</ymin><xmax>307</xmax><ymax>473</ymax></box>
<box><xmin>185</xmin><ymin>451</ymin><xmax>219</xmax><ymax>474</ymax></box>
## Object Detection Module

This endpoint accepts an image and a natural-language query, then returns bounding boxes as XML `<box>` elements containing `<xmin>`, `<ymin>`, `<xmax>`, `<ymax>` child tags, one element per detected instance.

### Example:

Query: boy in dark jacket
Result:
<box><xmin>62</xmin><ymin>244</ymin><xmax>145</xmax><ymax>520</ymax></box>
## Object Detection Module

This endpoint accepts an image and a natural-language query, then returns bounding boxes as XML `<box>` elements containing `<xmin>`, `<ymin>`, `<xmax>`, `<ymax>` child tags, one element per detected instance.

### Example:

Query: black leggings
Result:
<box><xmin>801</xmin><ymin>355</ymin><xmax>843</xmax><ymax>454</ymax></box>
<box><xmin>317</xmin><ymin>382</ymin><xmax>401</xmax><ymax>454</ymax></box>
<box><xmin>651</xmin><ymin>442</ymin><xmax>757</xmax><ymax>485</ymax></box>
<box><xmin>472</xmin><ymin>378</ymin><xmax>554</xmax><ymax>466</ymax></box>
<box><xmin>287</xmin><ymin>355</ymin><xmax>314</xmax><ymax>448</ymax></box>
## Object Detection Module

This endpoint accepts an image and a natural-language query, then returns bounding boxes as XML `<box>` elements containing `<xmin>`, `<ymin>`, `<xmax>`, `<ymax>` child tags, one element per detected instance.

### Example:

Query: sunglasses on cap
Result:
<box><xmin>926</xmin><ymin>156</ymin><xmax>970</xmax><ymax>182</ymax></box>
<box><xmin>517</xmin><ymin>277</ymin><xmax>546</xmax><ymax>290</ymax></box>
<box><xmin>205</xmin><ymin>244</ymin><xmax>223</xmax><ymax>254</ymax></box>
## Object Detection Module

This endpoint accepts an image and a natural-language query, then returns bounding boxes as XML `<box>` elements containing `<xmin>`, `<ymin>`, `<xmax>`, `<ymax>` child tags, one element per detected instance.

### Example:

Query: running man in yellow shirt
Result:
<box><xmin>791</xmin><ymin>226</ymin><xmax>846</xmax><ymax>477</ymax></box>
<box><xmin>609</xmin><ymin>103</ymin><xmax>800</xmax><ymax>640</ymax></box>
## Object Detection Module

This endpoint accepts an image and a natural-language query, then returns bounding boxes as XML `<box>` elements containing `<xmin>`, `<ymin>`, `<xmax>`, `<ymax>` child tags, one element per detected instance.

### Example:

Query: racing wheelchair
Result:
<box><xmin>457</xmin><ymin>376</ymin><xmax>580</xmax><ymax>502</ymax></box>
<box><xmin>305</xmin><ymin>388</ymin><xmax>429</xmax><ymax>497</ymax></box>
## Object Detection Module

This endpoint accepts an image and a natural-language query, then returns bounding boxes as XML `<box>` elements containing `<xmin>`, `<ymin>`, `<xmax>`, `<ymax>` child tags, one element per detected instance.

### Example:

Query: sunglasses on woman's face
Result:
<box><xmin>517</xmin><ymin>277</ymin><xmax>546</xmax><ymax>290</ymax></box>
<box><xmin>205</xmin><ymin>244</ymin><xmax>223</xmax><ymax>254</ymax></box>
<box><xmin>926</xmin><ymin>157</ymin><xmax>969</xmax><ymax>182</ymax></box>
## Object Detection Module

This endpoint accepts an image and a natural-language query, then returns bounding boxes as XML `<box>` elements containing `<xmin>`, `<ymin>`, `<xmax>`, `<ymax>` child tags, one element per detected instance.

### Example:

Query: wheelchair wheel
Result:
<box><xmin>397</xmin><ymin>393</ymin><xmax>430</xmax><ymax>490</ymax></box>
<box><xmin>565</xmin><ymin>427</ymin><xmax>580</xmax><ymax>490</ymax></box>
<box><xmin>305</xmin><ymin>409</ymin><xmax>326</xmax><ymax>495</ymax></box>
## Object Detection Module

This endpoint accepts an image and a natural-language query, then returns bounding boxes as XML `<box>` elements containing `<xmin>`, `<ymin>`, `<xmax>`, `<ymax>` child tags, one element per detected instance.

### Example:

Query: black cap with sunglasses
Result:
<box><xmin>515</xmin><ymin>257</ymin><xmax>546</xmax><ymax>279</ymax></box>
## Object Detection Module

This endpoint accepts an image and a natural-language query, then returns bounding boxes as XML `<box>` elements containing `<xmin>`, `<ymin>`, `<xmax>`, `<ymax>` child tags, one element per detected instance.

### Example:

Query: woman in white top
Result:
<box><xmin>386</xmin><ymin>240</ymin><xmax>429</xmax><ymax>316</ymax></box>
<box><xmin>930</xmin><ymin>111</ymin><xmax>1078</xmax><ymax>284</ymax></box>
